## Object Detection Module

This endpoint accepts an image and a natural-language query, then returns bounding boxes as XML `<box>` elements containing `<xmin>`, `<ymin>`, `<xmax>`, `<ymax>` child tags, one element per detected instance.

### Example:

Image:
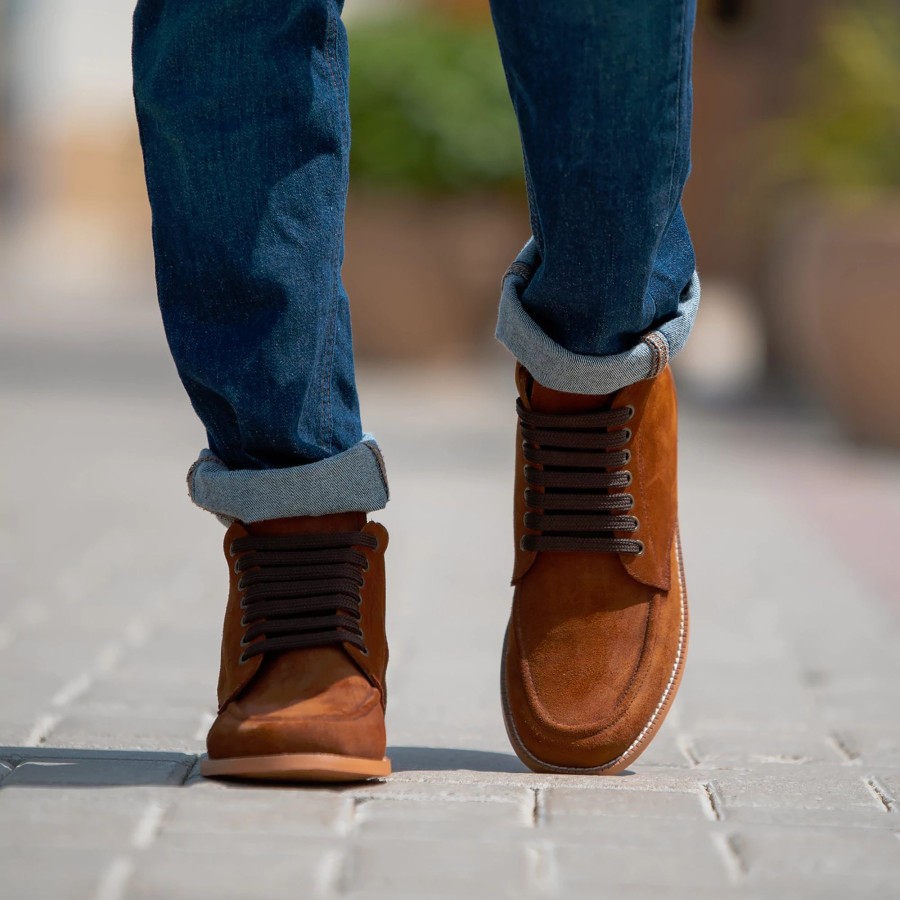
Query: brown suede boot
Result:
<box><xmin>501</xmin><ymin>364</ymin><xmax>688</xmax><ymax>774</ymax></box>
<box><xmin>201</xmin><ymin>512</ymin><xmax>390</xmax><ymax>781</ymax></box>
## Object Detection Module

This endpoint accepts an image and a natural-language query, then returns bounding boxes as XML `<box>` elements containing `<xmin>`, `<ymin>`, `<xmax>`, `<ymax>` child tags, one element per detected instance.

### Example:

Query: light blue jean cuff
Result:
<box><xmin>187</xmin><ymin>434</ymin><xmax>389</xmax><ymax>525</ymax></box>
<box><xmin>496</xmin><ymin>238</ymin><xmax>701</xmax><ymax>394</ymax></box>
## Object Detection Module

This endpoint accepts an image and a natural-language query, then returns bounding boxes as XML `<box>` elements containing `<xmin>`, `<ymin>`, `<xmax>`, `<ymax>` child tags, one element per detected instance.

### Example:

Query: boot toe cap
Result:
<box><xmin>207</xmin><ymin>677</ymin><xmax>386</xmax><ymax>761</ymax></box>
<box><xmin>502</xmin><ymin>599</ymin><xmax>686</xmax><ymax>773</ymax></box>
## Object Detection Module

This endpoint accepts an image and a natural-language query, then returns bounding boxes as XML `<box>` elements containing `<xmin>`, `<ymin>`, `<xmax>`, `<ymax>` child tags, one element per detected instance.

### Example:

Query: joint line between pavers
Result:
<box><xmin>347</xmin><ymin>790</ymin><xmax>528</xmax><ymax>805</ymax></box>
<box><xmin>526</xmin><ymin>841</ymin><xmax>559</xmax><ymax>897</ymax></box>
<box><xmin>332</xmin><ymin>796</ymin><xmax>363</xmax><ymax>837</ymax></box>
<box><xmin>864</xmin><ymin>775</ymin><xmax>896</xmax><ymax>813</ymax></box>
<box><xmin>91</xmin><ymin>856</ymin><xmax>134</xmax><ymax>900</ymax></box>
<box><xmin>52</xmin><ymin>671</ymin><xmax>94</xmax><ymax>708</ymax></box>
<box><xmin>385</xmin><ymin>772</ymin><xmax>699</xmax><ymax>792</ymax></box>
<box><xmin>827</xmin><ymin>731</ymin><xmax>861</xmax><ymax>764</ymax></box>
<box><xmin>132</xmin><ymin>800</ymin><xmax>167</xmax><ymax>850</ymax></box>
<box><xmin>712</xmin><ymin>832</ymin><xmax>747</xmax><ymax>884</ymax></box>
<box><xmin>528</xmin><ymin>786</ymin><xmax>546</xmax><ymax>827</ymax></box>
<box><xmin>90</xmin><ymin>799</ymin><xmax>171</xmax><ymax>900</ymax></box>
<box><xmin>699</xmin><ymin>780</ymin><xmax>725</xmax><ymax>822</ymax></box>
<box><xmin>25</xmin><ymin>617</ymin><xmax>150</xmax><ymax>749</ymax></box>
<box><xmin>677</xmin><ymin>734</ymin><xmax>702</xmax><ymax>768</ymax></box>
<box><xmin>95</xmin><ymin>640</ymin><xmax>125</xmax><ymax>675</ymax></box>
<box><xmin>22</xmin><ymin>713</ymin><xmax>61</xmax><ymax>747</ymax></box>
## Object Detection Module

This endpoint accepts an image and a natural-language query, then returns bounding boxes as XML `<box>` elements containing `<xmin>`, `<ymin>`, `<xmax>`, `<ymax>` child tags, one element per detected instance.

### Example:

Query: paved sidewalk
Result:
<box><xmin>2</xmin><ymin>340</ymin><xmax>900</xmax><ymax>899</ymax></box>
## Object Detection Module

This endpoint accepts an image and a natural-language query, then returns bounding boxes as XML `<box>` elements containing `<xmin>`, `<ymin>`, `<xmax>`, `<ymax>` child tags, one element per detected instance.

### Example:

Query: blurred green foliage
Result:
<box><xmin>775</xmin><ymin>2</ymin><xmax>900</xmax><ymax>196</ymax></box>
<box><xmin>347</xmin><ymin>12</ymin><xmax>524</xmax><ymax>195</ymax></box>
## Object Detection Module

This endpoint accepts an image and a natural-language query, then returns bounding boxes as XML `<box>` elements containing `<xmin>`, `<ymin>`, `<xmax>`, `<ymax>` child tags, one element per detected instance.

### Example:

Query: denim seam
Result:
<box><xmin>522</xmin><ymin>148</ymin><xmax>543</xmax><ymax>251</ymax></box>
<box><xmin>320</xmin><ymin>6</ymin><xmax>343</xmax><ymax>454</ymax></box>
<box><xmin>665</xmin><ymin>0</ymin><xmax>689</xmax><ymax>215</ymax></box>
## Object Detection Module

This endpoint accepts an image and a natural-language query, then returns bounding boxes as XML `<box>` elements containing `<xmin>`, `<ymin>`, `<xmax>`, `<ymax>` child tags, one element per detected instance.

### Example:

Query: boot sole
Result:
<box><xmin>200</xmin><ymin>752</ymin><xmax>391</xmax><ymax>782</ymax></box>
<box><xmin>500</xmin><ymin>531</ymin><xmax>689</xmax><ymax>776</ymax></box>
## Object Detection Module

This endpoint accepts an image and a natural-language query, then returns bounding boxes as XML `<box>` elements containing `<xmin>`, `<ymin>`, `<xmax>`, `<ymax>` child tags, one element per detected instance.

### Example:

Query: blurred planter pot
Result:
<box><xmin>343</xmin><ymin>189</ymin><xmax>527</xmax><ymax>361</ymax></box>
<box><xmin>774</xmin><ymin>197</ymin><xmax>900</xmax><ymax>446</ymax></box>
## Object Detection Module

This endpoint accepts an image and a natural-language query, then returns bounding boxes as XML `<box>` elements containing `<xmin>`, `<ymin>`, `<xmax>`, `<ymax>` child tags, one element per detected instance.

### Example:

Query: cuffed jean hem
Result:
<box><xmin>186</xmin><ymin>435</ymin><xmax>390</xmax><ymax>525</ymax></box>
<box><xmin>495</xmin><ymin>238</ymin><xmax>701</xmax><ymax>395</ymax></box>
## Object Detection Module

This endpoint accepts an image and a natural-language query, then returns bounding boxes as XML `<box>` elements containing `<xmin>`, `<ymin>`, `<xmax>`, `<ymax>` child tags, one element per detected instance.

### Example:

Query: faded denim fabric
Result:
<box><xmin>188</xmin><ymin>436</ymin><xmax>388</xmax><ymax>525</ymax></box>
<box><xmin>489</xmin><ymin>0</ymin><xmax>698</xmax><ymax>373</ymax></box>
<box><xmin>133</xmin><ymin>0</ymin><xmax>368</xmax><ymax>522</ymax></box>
<box><xmin>498</xmin><ymin>239</ymin><xmax>700</xmax><ymax>395</ymax></box>
<box><xmin>132</xmin><ymin>0</ymin><xmax>697</xmax><ymax>521</ymax></box>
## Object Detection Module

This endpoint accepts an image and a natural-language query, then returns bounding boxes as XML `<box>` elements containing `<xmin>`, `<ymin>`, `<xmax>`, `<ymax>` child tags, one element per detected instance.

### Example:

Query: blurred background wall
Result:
<box><xmin>2</xmin><ymin>0</ymin><xmax>898</xmax><ymax>445</ymax></box>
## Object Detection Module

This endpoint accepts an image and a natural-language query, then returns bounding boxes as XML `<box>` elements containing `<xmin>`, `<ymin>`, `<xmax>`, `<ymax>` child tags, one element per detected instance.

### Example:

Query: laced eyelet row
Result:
<box><xmin>518</xmin><ymin>400</ymin><xmax>644</xmax><ymax>556</ymax></box>
<box><xmin>228</xmin><ymin>531</ymin><xmax>377</xmax><ymax>665</ymax></box>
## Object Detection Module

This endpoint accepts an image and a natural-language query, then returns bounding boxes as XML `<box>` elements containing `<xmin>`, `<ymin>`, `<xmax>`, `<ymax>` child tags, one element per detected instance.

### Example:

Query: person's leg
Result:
<box><xmin>133</xmin><ymin>0</ymin><xmax>387</xmax><ymax>523</ymax></box>
<box><xmin>490</xmin><ymin>0</ymin><xmax>696</xmax><ymax>773</ymax></box>
<box><xmin>491</xmin><ymin>0</ymin><xmax>698</xmax><ymax>392</ymax></box>
<box><xmin>132</xmin><ymin>0</ymin><xmax>390</xmax><ymax>782</ymax></box>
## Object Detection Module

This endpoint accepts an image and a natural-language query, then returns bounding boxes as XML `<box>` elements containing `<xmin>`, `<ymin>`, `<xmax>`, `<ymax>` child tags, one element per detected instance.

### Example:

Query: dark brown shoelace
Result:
<box><xmin>229</xmin><ymin>531</ymin><xmax>377</xmax><ymax>664</ymax></box>
<box><xmin>518</xmin><ymin>399</ymin><xmax>644</xmax><ymax>554</ymax></box>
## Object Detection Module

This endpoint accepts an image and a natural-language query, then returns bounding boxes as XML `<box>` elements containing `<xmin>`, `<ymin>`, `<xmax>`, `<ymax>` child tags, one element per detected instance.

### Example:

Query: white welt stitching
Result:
<box><xmin>605</xmin><ymin>531</ymin><xmax>687</xmax><ymax>766</ymax></box>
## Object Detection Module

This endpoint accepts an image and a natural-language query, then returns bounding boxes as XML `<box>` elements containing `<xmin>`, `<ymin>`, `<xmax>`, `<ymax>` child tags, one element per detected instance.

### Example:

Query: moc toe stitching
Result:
<box><xmin>511</xmin><ymin>588</ymin><xmax>655</xmax><ymax>736</ymax></box>
<box><xmin>513</xmin><ymin>605</ymin><xmax>664</xmax><ymax>749</ymax></box>
<box><xmin>504</xmin><ymin>541</ymin><xmax>688</xmax><ymax>772</ymax></box>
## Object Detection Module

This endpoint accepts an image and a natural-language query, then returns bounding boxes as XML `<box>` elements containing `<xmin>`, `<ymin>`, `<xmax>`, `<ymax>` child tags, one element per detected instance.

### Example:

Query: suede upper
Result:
<box><xmin>207</xmin><ymin>513</ymin><xmax>389</xmax><ymax>763</ymax></box>
<box><xmin>502</xmin><ymin>364</ymin><xmax>688</xmax><ymax>773</ymax></box>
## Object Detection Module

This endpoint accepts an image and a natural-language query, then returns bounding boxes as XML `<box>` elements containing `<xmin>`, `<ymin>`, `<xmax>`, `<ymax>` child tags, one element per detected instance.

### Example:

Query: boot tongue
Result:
<box><xmin>527</xmin><ymin>375</ymin><xmax>614</xmax><ymax>415</ymax></box>
<box><xmin>245</xmin><ymin>511</ymin><xmax>367</xmax><ymax>536</ymax></box>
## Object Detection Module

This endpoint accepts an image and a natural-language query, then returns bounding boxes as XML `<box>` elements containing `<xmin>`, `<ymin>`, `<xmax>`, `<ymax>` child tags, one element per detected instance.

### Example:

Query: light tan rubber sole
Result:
<box><xmin>200</xmin><ymin>752</ymin><xmax>391</xmax><ymax>782</ymax></box>
<box><xmin>500</xmin><ymin>532</ymin><xmax>689</xmax><ymax>777</ymax></box>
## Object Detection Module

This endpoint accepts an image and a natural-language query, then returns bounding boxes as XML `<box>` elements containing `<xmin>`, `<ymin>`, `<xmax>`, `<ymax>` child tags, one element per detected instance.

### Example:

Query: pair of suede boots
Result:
<box><xmin>200</xmin><ymin>365</ymin><xmax>688</xmax><ymax>781</ymax></box>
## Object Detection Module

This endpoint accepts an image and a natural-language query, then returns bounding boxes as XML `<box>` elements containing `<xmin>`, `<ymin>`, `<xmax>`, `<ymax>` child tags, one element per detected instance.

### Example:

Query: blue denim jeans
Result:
<box><xmin>132</xmin><ymin>0</ymin><xmax>698</xmax><ymax>523</ymax></box>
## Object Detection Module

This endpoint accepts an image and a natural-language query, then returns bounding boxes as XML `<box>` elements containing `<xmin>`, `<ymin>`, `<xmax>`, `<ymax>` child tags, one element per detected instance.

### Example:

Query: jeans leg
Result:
<box><xmin>490</xmin><ymin>0</ymin><xmax>700</xmax><ymax>393</ymax></box>
<box><xmin>132</xmin><ymin>0</ymin><xmax>388</xmax><ymax>521</ymax></box>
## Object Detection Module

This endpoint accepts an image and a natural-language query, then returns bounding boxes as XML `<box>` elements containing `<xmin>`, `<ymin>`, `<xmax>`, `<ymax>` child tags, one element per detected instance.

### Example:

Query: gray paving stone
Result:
<box><xmin>44</xmin><ymin>711</ymin><xmax>208</xmax><ymax>753</ymax></box>
<box><xmin>353</xmin><ymin>795</ymin><xmax>532</xmax><ymax>839</ymax></box>
<box><xmin>723</xmin><ymin>805</ymin><xmax>899</xmax><ymax>830</ymax></box>
<box><xmin>0</xmin><ymin>786</ymin><xmax>164</xmax><ymax>848</ymax></box>
<box><xmin>542</xmin><ymin>786</ymin><xmax>708</xmax><ymax>823</ymax></box>
<box><xmin>553</xmin><ymin>824</ymin><xmax>730</xmax><ymax>890</ymax></box>
<box><xmin>0</xmin><ymin>745</ymin><xmax>195</xmax><ymax>764</ymax></box>
<box><xmin>626</xmin><ymin>729</ymin><xmax>691</xmax><ymax>768</ymax></box>
<box><xmin>347</xmin><ymin>779</ymin><xmax>535</xmax><ymax>805</ymax></box>
<box><xmin>671</xmin><ymin>671</ymin><xmax>819</xmax><ymax>728</ymax></box>
<box><xmin>714</xmin><ymin>769</ymin><xmax>880</xmax><ymax>812</ymax></box>
<box><xmin>688</xmin><ymin>725</ymin><xmax>839</xmax><ymax>768</ymax></box>
<box><xmin>386</xmin><ymin>745</ymin><xmax>527</xmax><ymax>775</ymax></box>
<box><xmin>815</xmin><ymin>680</ymin><xmax>900</xmax><ymax>727</ymax></box>
<box><xmin>165</xmin><ymin>783</ymin><xmax>352</xmax><ymax>835</ymax></box>
<box><xmin>0</xmin><ymin>848</ymin><xmax>113</xmax><ymax>900</ymax></box>
<box><xmin>343</xmin><ymin>838</ymin><xmax>532</xmax><ymax>898</ymax></box>
<box><xmin>738</xmin><ymin>827</ymin><xmax>900</xmax><ymax>891</ymax></box>
<box><xmin>5</xmin><ymin>361</ymin><xmax>900</xmax><ymax>896</ymax></box>
<box><xmin>379</xmin><ymin>765</ymin><xmax>705</xmax><ymax>792</ymax></box>
<box><xmin>78</xmin><ymin>668</ymin><xmax>218</xmax><ymax>712</ymax></box>
<box><xmin>127</xmin><ymin>843</ymin><xmax>338</xmax><ymax>899</ymax></box>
